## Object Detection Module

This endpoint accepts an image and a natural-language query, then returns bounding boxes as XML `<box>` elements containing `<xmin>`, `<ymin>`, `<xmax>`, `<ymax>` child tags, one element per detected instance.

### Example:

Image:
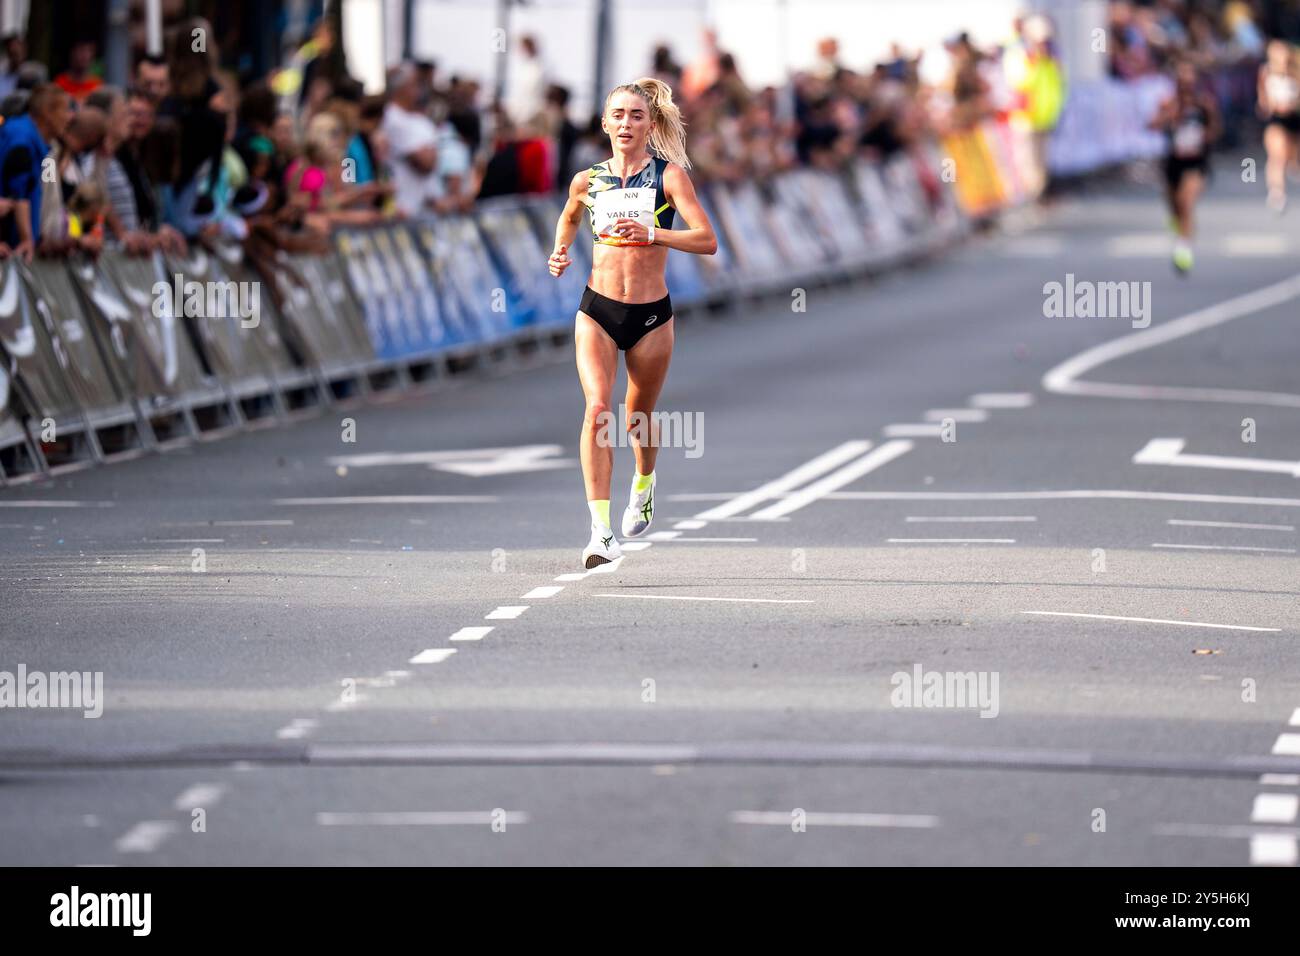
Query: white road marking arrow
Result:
<box><xmin>1134</xmin><ymin>438</ymin><xmax>1300</xmax><ymax>477</ymax></box>
<box><xmin>328</xmin><ymin>445</ymin><xmax>575</xmax><ymax>476</ymax></box>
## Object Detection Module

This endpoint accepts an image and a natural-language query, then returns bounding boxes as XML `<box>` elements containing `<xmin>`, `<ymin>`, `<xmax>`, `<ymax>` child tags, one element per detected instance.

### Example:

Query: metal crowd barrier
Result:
<box><xmin>0</xmin><ymin>151</ymin><xmax>972</xmax><ymax>485</ymax></box>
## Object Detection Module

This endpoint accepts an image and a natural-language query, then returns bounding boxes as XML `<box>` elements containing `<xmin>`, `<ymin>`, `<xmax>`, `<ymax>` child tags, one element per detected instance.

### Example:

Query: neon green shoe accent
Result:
<box><xmin>632</xmin><ymin>471</ymin><xmax>654</xmax><ymax>494</ymax></box>
<box><xmin>589</xmin><ymin>499</ymin><xmax>611</xmax><ymax>528</ymax></box>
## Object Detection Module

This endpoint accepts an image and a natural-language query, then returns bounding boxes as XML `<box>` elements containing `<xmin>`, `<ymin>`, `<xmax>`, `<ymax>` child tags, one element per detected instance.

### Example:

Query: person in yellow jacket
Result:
<box><xmin>1016</xmin><ymin>20</ymin><xmax>1065</xmax><ymax>199</ymax></box>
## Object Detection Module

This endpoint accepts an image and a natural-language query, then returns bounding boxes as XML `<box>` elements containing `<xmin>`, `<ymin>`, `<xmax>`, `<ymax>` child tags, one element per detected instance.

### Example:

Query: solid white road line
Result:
<box><xmin>451</xmin><ymin>627</ymin><xmax>495</xmax><ymax>641</ymax></box>
<box><xmin>924</xmin><ymin>408</ymin><xmax>989</xmax><ymax>422</ymax></box>
<box><xmin>1251</xmin><ymin>794</ymin><xmax>1300</xmax><ymax>824</ymax></box>
<box><xmin>594</xmin><ymin>594</ymin><xmax>813</xmax><ymax>604</ymax></box>
<box><xmin>1043</xmin><ymin>271</ymin><xmax>1300</xmax><ymax>407</ymax></box>
<box><xmin>1152</xmin><ymin>543</ymin><xmax>1296</xmax><ymax>554</ymax></box>
<box><xmin>115</xmin><ymin>821</ymin><xmax>178</xmax><ymax>853</ymax></box>
<box><xmin>174</xmin><ymin>784</ymin><xmax>226</xmax><ymax>811</ymax></box>
<box><xmin>750</xmin><ymin>441</ymin><xmax>913</xmax><ymax>520</ymax></box>
<box><xmin>1021</xmin><ymin>611</ymin><xmax>1280</xmax><ymax>632</ymax></box>
<box><xmin>409</xmin><ymin>648</ymin><xmax>458</xmax><ymax>664</ymax></box>
<box><xmin>485</xmin><ymin>606</ymin><xmax>528</xmax><ymax>620</ymax></box>
<box><xmin>1272</xmin><ymin>734</ymin><xmax>1300</xmax><ymax>756</ymax></box>
<box><xmin>731</xmin><ymin>810</ymin><xmax>939</xmax><ymax>828</ymax></box>
<box><xmin>0</xmin><ymin>500</ymin><xmax>114</xmax><ymax>508</ymax></box>
<box><xmin>825</xmin><ymin>489</ymin><xmax>1300</xmax><ymax>507</ymax></box>
<box><xmin>694</xmin><ymin>440</ymin><xmax>873</xmax><ymax>520</ymax></box>
<box><xmin>316</xmin><ymin>811</ymin><xmax>530</xmax><ymax>826</ymax></box>
<box><xmin>274</xmin><ymin>496</ymin><xmax>498</xmax><ymax>505</ymax></box>
<box><xmin>1167</xmin><ymin>519</ymin><xmax>1294</xmax><ymax>531</ymax></box>
<box><xmin>1251</xmin><ymin>834</ymin><xmax>1299</xmax><ymax>865</ymax></box>
<box><xmin>906</xmin><ymin>516</ymin><xmax>1037</xmax><ymax>522</ymax></box>
<box><xmin>646</xmin><ymin>531</ymin><xmax>681</xmax><ymax>540</ymax></box>
<box><xmin>673</xmin><ymin>519</ymin><xmax>708</xmax><ymax>530</ymax></box>
<box><xmin>889</xmin><ymin>538</ymin><xmax>1015</xmax><ymax>543</ymax></box>
<box><xmin>522</xmin><ymin>586</ymin><xmax>563</xmax><ymax>599</ymax></box>
<box><xmin>968</xmin><ymin>392</ymin><xmax>1034</xmax><ymax>408</ymax></box>
<box><xmin>882</xmin><ymin>423</ymin><xmax>944</xmax><ymax>437</ymax></box>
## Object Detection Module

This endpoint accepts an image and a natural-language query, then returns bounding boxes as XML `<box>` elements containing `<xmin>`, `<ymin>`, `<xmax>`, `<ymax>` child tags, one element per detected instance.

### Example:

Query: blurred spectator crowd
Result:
<box><xmin>0</xmin><ymin>2</ymin><xmax>1284</xmax><ymax>260</ymax></box>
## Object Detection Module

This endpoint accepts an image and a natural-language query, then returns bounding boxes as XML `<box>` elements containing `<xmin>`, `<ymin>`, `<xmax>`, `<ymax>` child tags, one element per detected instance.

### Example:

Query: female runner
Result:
<box><xmin>548</xmin><ymin>78</ymin><xmax>717</xmax><ymax>568</ymax></box>
<box><xmin>1258</xmin><ymin>39</ymin><xmax>1300</xmax><ymax>212</ymax></box>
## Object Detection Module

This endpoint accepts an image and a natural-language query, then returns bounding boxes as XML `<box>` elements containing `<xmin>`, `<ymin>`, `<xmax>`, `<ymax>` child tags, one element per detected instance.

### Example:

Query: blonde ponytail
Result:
<box><xmin>606</xmin><ymin>77</ymin><xmax>691</xmax><ymax>169</ymax></box>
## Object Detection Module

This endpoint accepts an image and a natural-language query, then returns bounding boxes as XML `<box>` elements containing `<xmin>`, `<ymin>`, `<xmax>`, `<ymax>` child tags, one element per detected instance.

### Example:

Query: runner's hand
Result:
<box><xmin>611</xmin><ymin>218</ymin><xmax>649</xmax><ymax>243</ymax></box>
<box><xmin>548</xmin><ymin>244</ymin><xmax>571</xmax><ymax>277</ymax></box>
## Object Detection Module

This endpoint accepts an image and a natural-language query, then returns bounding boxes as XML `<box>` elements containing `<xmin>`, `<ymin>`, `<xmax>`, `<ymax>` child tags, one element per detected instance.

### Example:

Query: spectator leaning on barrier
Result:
<box><xmin>158</xmin><ymin>17</ymin><xmax>230</xmax><ymax>237</ymax></box>
<box><xmin>382</xmin><ymin>63</ymin><xmax>443</xmax><ymax>217</ymax></box>
<box><xmin>0</xmin><ymin>83</ymin><xmax>70</xmax><ymax>261</ymax></box>
<box><xmin>117</xmin><ymin>86</ymin><xmax>184</xmax><ymax>255</ymax></box>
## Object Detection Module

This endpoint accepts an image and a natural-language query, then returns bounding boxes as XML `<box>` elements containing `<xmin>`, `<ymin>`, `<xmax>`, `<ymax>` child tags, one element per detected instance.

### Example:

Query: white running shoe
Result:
<box><xmin>622</xmin><ymin>474</ymin><xmax>655</xmax><ymax>538</ymax></box>
<box><xmin>582</xmin><ymin>523</ymin><xmax>622</xmax><ymax>569</ymax></box>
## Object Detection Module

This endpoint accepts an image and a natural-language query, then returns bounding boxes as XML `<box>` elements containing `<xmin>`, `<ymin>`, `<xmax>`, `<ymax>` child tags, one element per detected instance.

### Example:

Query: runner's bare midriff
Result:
<box><xmin>588</xmin><ymin>242</ymin><xmax>670</xmax><ymax>303</ymax></box>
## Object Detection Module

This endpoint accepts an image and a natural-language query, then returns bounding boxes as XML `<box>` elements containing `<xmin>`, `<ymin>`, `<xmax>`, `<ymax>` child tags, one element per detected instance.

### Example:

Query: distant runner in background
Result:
<box><xmin>1150</xmin><ymin>60</ymin><xmax>1219</xmax><ymax>275</ymax></box>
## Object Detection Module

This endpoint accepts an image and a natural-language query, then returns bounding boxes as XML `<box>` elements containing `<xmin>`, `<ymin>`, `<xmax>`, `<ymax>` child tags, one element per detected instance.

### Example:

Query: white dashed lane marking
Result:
<box><xmin>316</xmin><ymin>811</ymin><xmax>530</xmax><ymax>826</ymax></box>
<box><xmin>522</xmin><ymin>586</ymin><xmax>563</xmax><ymax>599</ymax></box>
<box><xmin>889</xmin><ymin>538</ymin><xmax>1015</xmax><ymax>544</ymax></box>
<box><xmin>1167</xmin><ymin>518</ymin><xmax>1294</xmax><ymax>531</ymax></box>
<box><xmin>450</xmin><ymin>627</ymin><xmax>494</xmax><ymax>642</ymax></box>
<box><xmin>173</xmin><ymin>784</ymin><xmax>226</xmax><ymax>811</ymax></box>
<box><xmin>485</xmin><ymin>606</ymin><xmax>528</xmax><ymax>620</ymax></box>
<box><xmin>115</xmin><ymin>821</ymin><xmax>178</xmax><ymax>854</ymax></box>
<box><xmin>731</xmin><ymin>811</ymin><xmax>939</xmax><ymax>829</ymax></box>
<box><xmin>1251</xmin><ymin>794</ymin><xmax>1299</xmax><ymax>824</ymax></box>
<box><xmin>409</xmin><ymin>648</ymin><xmax>458</xmax><ymax>664</ymax></box>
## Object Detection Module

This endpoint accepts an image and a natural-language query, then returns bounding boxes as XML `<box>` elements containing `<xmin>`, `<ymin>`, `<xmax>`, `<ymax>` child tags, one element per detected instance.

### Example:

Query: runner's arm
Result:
<box><xmin>553</xmin><ymin>170</ymin><xmax>589</xmax><ymax>254</ymax></box>
<box><xmin>654</xmin><ymin>163</ymin><xmax>717</xmax><ymax>256</ymax></box>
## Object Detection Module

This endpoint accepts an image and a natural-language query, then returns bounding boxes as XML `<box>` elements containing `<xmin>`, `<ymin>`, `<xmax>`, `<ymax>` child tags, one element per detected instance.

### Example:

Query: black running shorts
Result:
<box><xmin>579</xmin><ymin>286</ymin><xmax>673</xmax><ymax>351</ymax></box>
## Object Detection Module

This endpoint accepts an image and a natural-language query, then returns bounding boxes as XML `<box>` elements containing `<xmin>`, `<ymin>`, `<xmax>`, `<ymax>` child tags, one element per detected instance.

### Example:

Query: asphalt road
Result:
<box><xmin>2</xmin><ymin>158</ymin><xmax>1299</xmax><ymax>866</ymax></box>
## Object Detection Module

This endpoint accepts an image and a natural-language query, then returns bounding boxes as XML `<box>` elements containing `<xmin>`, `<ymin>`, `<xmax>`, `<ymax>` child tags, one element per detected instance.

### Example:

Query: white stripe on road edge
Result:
<box><xmin>1251</xmin><ymin>835</ymin><xmax>1299</xmax><ymax>866</ymax></box>
<box><xmin>823</xmin><ymin>489</ymin><xmax>1300</xmax><ymax>507</ymax></box>
<box><xmin>274</xmin><ymin>496</ymin><xmax>498</xmax><ymax>505</ymax></box>
<box><xmin>924</xmin><ymin>408</ymin><xmax>988</xmax><ymax>422</ymax></box>
<box><xmin>882</xmin><ymin>424</ymin><xmax>944</xmax><ymax>437</ymax></box>
<box><xmin>595</xmin><ymin>594</ymin><xmax>812</xmax><ymax>604</ymax></box>
<box><xmin>750</xmin><ymin>441</ymin><xmax>913</xmax><ymax>520</ymax></box>
<box><xmin>450</xmin><ymin>627</ymin><xmax>494</xmax><ymax>642</ymax></box>
<box><xmin>485</xmin><ymin>606</ymin><xmax>528</xmax><ymax>620</ymax></box>
<box><xmin>115</xmin><ymin>821</ymin><xmax>178</xmax><ymax>853</ymax></box>
<box><xmin>522</xmin><ymin>586</ymin><xmax>563</xmax><ymax>599</ymax></box>
<box><xmin>0</xmin><ymin>500</ymin><xmax>114</xmax><ymax>508</ymax></box>
<box><xmin>1291</xmin><ymin>708</ymin><xmax>1300</xmax><ymax>727</ymax></box>
<box><xmin>968</xmin><ymin>392</ymin><xmax>1034</xmax><ymax>408</ymax></box>
<box><xmin>1251</xmin><ymin>794</ymin><xmax>1299</xmax><ymax>824</ymax></box>
<box><xmin>174</xmin><ymin>784</ymin><xmax>226</xmax><ymax>812</ymax></box>
<box><xmin>316</xmin><ymin>811</ymin><xmax>529</xmax><ymax>826</ymax></box>
<box><xmin>1043</xmin><ymin>271</ymin><xmax>1300</xmax><ymax>407</ymax></box>
<box><xmin>1273</xmin><ymin>734</ymin><xmax>1300</xmax><ymax>756</ymax></box>
<box><xmin>673</xmin><ymin>519</ymin><xmax>708</xmax><ymax>530</ymax></box>
<box><xmin>889</xmin><ymin>538</ymin><xmax>1016</xmax><ymax>544</ymax></box>
<box><xmin>694</xmin><ymin>440</ymin><xmax>873</xmax><ymax>520</ymax></box>
<box><xmin>410</xmin><ymin>648</ymin><xmax>458</xmax><ymax>664</ymax></box>
<box><xmin>1152</xmin><ymin>543</ymin><xmax>1297</xmax><ymax>554</ymax></box>
<box><xmin>906</xmin><ymin>515</ymin><xmax>1037</xmax><ymax>522</ymax></box>
<box><xmin>1021</xmin><ymin>611</ymin><xmax>1280</xmax><ymax>632</ymax></box>
<box><xmin>646</xmin><ymin>531</ymin><xmax>681</xmax><ymax>540</ymax></box>
<box><xmin>731</xmin><ymin>811</ymin><xmax>939</xmax><ymax>828</ymax></box>
<box><xmin>1167</xmin><ymin>519</ymin><xmax>1294</xmax><ymax>531</ymax></box>
<box><xmin>1260</xmin><ymin>774</ymin><xmax>1300</xmax><ymax>786</ymax></box>
<box><xmin>277</xmin><ymin>718</ymin><xmax>319</xmax><ymax>740</ymax></box>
